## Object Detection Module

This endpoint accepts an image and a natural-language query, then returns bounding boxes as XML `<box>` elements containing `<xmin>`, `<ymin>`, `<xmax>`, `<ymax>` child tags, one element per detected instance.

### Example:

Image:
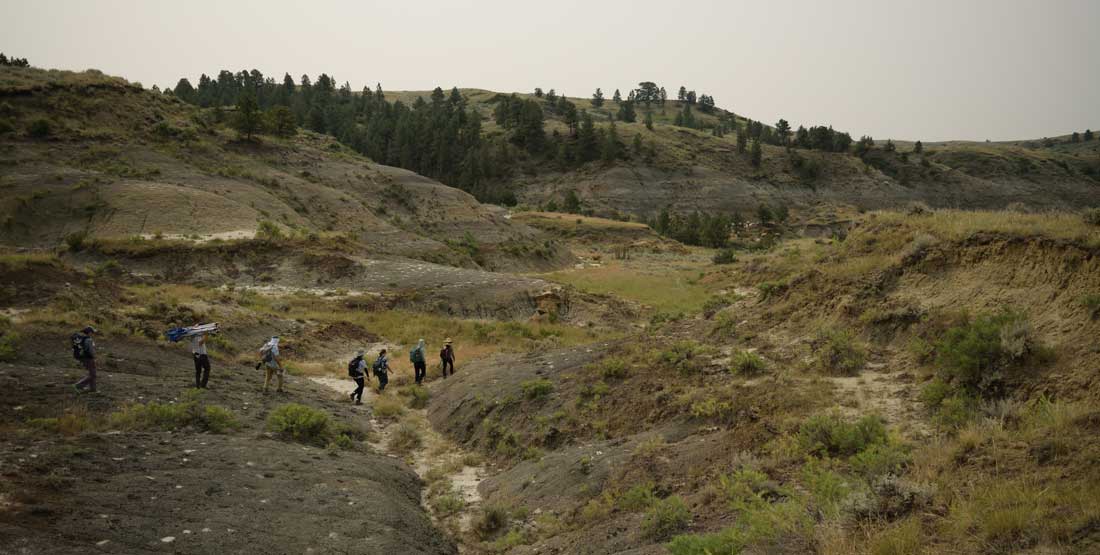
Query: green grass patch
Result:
<box><xmin>540</xmin><ymin>264</ymin><xmax>713</xmax><ymax>313</ymax></box>
<box><xmin>730</xmin><ymin>350</ymin><xmax>766</xmax><ymax>375</ymax></box>
<box><xmin>521</xmin><ymin>379</ymin><xmax>554</xmax><ymax>400</ymax></box>
<box><xmin>111</xmin><ymin>391</ymin><xmax>238</xmax><ymax>433</ymax></box>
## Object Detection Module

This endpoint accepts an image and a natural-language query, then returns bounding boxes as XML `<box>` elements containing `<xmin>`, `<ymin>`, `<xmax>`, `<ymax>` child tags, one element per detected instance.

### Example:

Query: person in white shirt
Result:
<box><xmin>191</xmin><ymin>329</ymin><xmax>211</xmax><ymax>389</ymax></box>
<box><xmin>261</xmin><ymin>336</ymin><xmax>284</xmax><ymax>394</ymax></box>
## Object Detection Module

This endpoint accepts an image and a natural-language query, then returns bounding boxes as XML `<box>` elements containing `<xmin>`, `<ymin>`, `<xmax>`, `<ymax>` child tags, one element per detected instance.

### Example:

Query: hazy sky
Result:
<box><xmin>5</xmin><ymin>0</ymin><xmax>1098</xmax><ymax>141</ymax></box>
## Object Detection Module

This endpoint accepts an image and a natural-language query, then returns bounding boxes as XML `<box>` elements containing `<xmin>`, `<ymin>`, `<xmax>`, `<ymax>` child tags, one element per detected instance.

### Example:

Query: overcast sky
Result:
<box><xmin>5</xmin><ymin>0</ymin><xmax>1098</xmax><ymax>141</ymax></box>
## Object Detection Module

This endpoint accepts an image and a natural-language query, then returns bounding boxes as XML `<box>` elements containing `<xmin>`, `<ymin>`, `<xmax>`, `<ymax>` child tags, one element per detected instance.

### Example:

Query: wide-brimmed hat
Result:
<box><xmin>445</xmin><ymin>338</ymin><xmax>453</xmax><ymax>344</ymax></box>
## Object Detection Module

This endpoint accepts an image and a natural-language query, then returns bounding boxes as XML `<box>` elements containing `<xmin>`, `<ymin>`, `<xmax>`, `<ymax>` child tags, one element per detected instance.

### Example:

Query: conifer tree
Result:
<box><xmin>677</xmin><ymin>86</ymin><xmax>687</xmax><ymax>102</ymax></box>
<box><xmin>1085</xmin><ymin>129</ymin><xmax>1094</xmax><ymax>141</ymax></box>
<box><xmin>233</xmin><ymin>89</ymin><xmax>263</xmax><ymax>140</ymax></box>
<box><xmin>750</xmin><ymin>138</ymin><xmax>763</xmax><ymax>167</ymax></box>
<box><xmin>577</xmin><ymin>110</ymin><xmax>599</xmax><ymax>162</ymax></box>
<box><xmin>602</xmin><ymin>120</ymin><xmax>621</xmax><ymax>162</ymax></box>
<box><xmin>613</xmin><ymin>89</ymin><xmax>622</xmax><ymax>104</ymax></box>
<box><xmin>644</xmin><ymin>111</ymin><xmax>654</xmax><ymax>131</ymax></box>
<box><xmin>775</xmin><ymin>119</ymin><xmax>792</xmax><ymax>146</ymax></box>
<box><xmin>736</xmin><ymin>127</ymin><xmax>748</xmax><ymax>153</ymax></box>
<box><xmin>534</xmin><ymin>87</ymin><xmax>544</xmax><ymax>97</ymax></box>
<box><xmin>617</xmin><ymin>100</ymin><xmax>637</xmax><ymax>123</ymax></box>
<box><xmin>592</xmin><ymin>88</ymin><xmax>604</xmax><ymax>108</ymax></box>
<box><xmin>267</xmin><ymin>105</ymin><xmax>296</xmax><ymax>137</ymax></box>
<box><xmin>914</xmin><ymin>140</ymin><xmax>923</xmax><ymax>153</ymax></box>
<box><xmin>632</xmin><ymin>133</ymin><xmax>643</xmax><ymax>156</ymax></box>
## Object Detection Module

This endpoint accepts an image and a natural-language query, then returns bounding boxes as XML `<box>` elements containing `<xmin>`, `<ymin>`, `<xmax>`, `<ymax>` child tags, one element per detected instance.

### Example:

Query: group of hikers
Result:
<box><xmin>68</xmin><ymin>325</ymin><xmax>458</xmax><ymax>403</ymax></box>
<box><xmin>344</xmin><ymin>338</ymin><xmax>456</xmax><ymax>404</ymax></box>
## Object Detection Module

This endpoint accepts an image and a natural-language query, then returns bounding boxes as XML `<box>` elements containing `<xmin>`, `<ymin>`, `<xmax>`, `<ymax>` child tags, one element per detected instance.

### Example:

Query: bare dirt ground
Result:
<box><xmin>0</xmin><ymin>334</ymin><xmax>457</xmax><ymax>555</ymax></box>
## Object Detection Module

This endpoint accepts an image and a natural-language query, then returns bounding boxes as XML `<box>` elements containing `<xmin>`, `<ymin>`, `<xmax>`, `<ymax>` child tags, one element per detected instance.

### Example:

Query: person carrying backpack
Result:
<box><xmin>347</xmin><ymin>349</ymin><xmax>369</xmax><ymax>405</ymax></box>
<box><xmin>410</xmin><ymin>339</ymin><xmax>427</xmax><ymax>385</ymax></box>
<box><xmin>373</xmin><ymin>349</ymin><xmax>390</xmax><ymax>393</ymax></box>
<box><xmin>71</xmin><ymin>326</ymin><xmax>98</xmax><ymax>393</ymax></box>
<box><xmin>440</xmin><ymin>338</ymin><xmax>456</xmax><ymax>378</ymax></box>
<box><xmin>259</xmin><ymin>336</ymin><xmax>284</xmax><ymax>394</ymax></box>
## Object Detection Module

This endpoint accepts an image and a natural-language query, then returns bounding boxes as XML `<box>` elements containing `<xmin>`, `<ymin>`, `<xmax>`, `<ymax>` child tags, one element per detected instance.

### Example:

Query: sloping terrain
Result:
<box><xmin>0</xmin><ymin>66</ymin><xmax>568</xmax><ymax>273</ymax></box>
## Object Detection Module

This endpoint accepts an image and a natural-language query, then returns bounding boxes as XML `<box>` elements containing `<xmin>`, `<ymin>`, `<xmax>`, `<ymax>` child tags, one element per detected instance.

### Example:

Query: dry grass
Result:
<box><xmin>872</xmin><ymin>209</ymin><xmax>1100</xmax><ymax>247</ymax></box>
<box><xmin>541</xmin><ymin>262</ymin><xmax>714</xmax><ymax>313</ymax></box>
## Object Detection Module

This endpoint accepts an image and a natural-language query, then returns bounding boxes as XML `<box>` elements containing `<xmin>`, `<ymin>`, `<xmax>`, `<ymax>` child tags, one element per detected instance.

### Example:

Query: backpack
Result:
<box><xmin>260</xmin><ymin>343</ymin><xmax>275</xmax><ymax>362</ymax></box>
<box><xmin>347</xmin><ymin>356</ymin><xmax>363</xmax><ymax>377</ymax></box>
<box><xmin>70</xmin><ymin>333</ymin><xmax>88</xmax><ymax>360</ymax></box>
<box><xmin>372</xmin><ymin>357</ymin><xmax>387</xmax><ymax>374</ymax></box>
<box><xmin>410</xmin><ymin>347</ymin><xmax>424</xmax><ymax>364</ymax></box>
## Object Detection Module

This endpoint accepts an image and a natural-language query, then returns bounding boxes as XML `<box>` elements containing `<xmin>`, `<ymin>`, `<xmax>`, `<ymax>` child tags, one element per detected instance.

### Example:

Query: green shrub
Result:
<box><xmin>618</xmin><ymin>482</ymin><xmax>658</xmax><ymax>511</ymax></box>
<box><xmin>64</xmin><ymin>231</ymin><xmax>89</xmax><ymax>252</ymax></box>
<box><xmin>400</xmin><ymin>385</ymin><xmax>430</xmax><ymax>409</ymax></box>
<box><xmin>475</xmin><ymin>506</ymin><xmax>510</xmax><ymax>539</ymax></box>
<box><xmin>934</xmin><ymin>310</ymin><xmax>1033</xmax><ymax>396</ymax></box>
<box><xmin>28</xmin><ymin>118</ymin><xmax>51</xmax><ymax>138</ymax></box>
<box><xmin>933</xmin><ymin>395</ymin><xmax>975</xmax><ymax>431</ymax></box>
<box><xmin>256</xmin><ymin>219</ymin><xmax>285</xmax><ymax>241</ymax></box>
<box><xmin>657</xmin><ymin>341</ymin><xmax>709</xmax><ymax>374</ymax></box>
<box><xmin>430</xmin><ymin>491</ymin><xmax>465</xmax><ymax>517</ymax></box>
<box><xmin>709</xmin><ymin>312</ymin><xmax>738</xmax><ymax>338</ymax></box>
<box><xmin>798</xmin><ymin>413</ymin><xmax>888</xmax><ymax>458</ymax></box>
<box><xmin>596</xmin><ymin>357</ymin><xmax>630</xmax><ymax>379</ymax></box>
<box><xmin>387</xmin><ymin>421</ymin><xmax>423</xmax><ymax>454</ymax></box>
<box><xmin>918</xmin><ymin>378</ymin><xmax>952</xmax><ymax>410</ymax></box>
<box><xmin>757</xmin><ymin>281</ymin><xmax>787</xmax><ymax>301</ymax></box>
<box><xmin>0</xmin><ymin>330</ymin><xmax>20</xmax><ymax>362</ymax></box>
<box><xmin>815</xmin><ymin>328</ymin><xmax>866</xmax><ymax>375</ymax></box>
<box><xmin>266</xmin><ymin>403</ymin><xmax>331</xmax><ymax>444</ymax></box>
<box><xmin>850</xmin><ymin>443</ymin><xmax>911</xmax><ymax>478</ymax></box>
<box><xmin>712</xmin><ymin>249</ymin><xmax>737</xmax><ymax>265</ymax></box>
<box><xmin>1081</xmin><ymin>293</ymin><xmax>1100</xmax><ymax>319</ymax></box>
<box><xmin>801</xmin><ymin>461</ymin><xmax>854</xmax><ymax>517</ymax></box>
<box><xmin>730</xmin><ymin>350</ymin><xmax>766</xmax><ymax>375</ymax></box>
<box><xmin>690</xmin><ymin>397</ymin><xmax>734</xmax><ymax>422</ymax></box>
<box><xmin>110</xmin><ymin>392</ymin><xmax>238</xmax><ymax>433</ymax></box>
<box><xmin>642</xmin><ymin>495</ymin><xmax>691</xmax><ymax>540</ymax></box>
<box><xmin>521</xmin><ymin>379</ymin><xmax>553</xmax><ymax>400</ymax></box>
<box><xmin>372</xmin><ymin>395</ymin><xmax>406</xmax><ymax>419</ymax></box>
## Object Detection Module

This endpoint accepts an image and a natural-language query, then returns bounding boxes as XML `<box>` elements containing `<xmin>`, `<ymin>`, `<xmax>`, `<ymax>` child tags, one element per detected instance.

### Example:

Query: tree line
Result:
<box><xmin>0</xmin><ymin>53</ymin><xmax>30</xmax><ymax>67</ymax></box>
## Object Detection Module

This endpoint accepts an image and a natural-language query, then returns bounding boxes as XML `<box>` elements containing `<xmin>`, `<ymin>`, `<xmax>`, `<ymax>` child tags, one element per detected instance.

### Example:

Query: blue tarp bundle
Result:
<box><xmin>165</xmin><ymin>323</ymin><xmax>219</xmax><ymax>342</ymax></box>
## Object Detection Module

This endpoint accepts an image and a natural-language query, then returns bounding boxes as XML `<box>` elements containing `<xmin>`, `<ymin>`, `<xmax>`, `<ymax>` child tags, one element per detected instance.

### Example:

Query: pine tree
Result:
<box><xmin>617</xmin><ymin>100</ymin><xmax>637</xmax><ymax>123</ymax></box>
<box><xmin>884</xmin><ymin>139</ymin><xmax>896</xmax><ymax>152</ymax></box>
<box><xmin>914</xmin><ymin>140</ymin><xmax>923</xmax><ymax>153</ymax></box>
<box><xmin>775</xmin><ymin>119</ymin><xmax>792</xmax><ymax>146</ymax></box>
<box><xmin>602</xmin><ymin>120</ymin><xmax>621</xmax><ymax>162</ymax></box>
<box><xmin>173</xmin><ymin>78</ymin><xmax>196</xmax><ymax>103</ymax></box>
<box><xmin>750</xmin><ymin>138</ymin><xmax>762</xmax><ymax>167</ymax></box>
<box><xmin>592</xmin><ymin>88</ymin><xmax>604</xmax><ymax>108</ymax></box>
<box><xmin>736</xmin><ymin>127</ymin><xmax>748</xmax><ymax>153</ymax></box>
<box><xmin>577</xmin><ymin>111</ymin><xmax>599</xmax><ymax>162</ymax></box>
<box><xmin>1072</xmin><ymin>132</ymin><xmax>1081</xmax><ymax>143</ymax></box>
<box><xmin>612</xmin><ymin>89</ymin><xmax>622</xmax><ymax>104</ymax></box>
<box><xmin>233</xmin><ymin>89</ymin><xmax>263</xmax><ymax>140</ymax></box>
<box><xmin>563</xmin><ymin>189</ymin><xmax>582</xmax><ymax>213</ymax></box>
<box><xmin>267</xmin><ymin>105</ymin><xmax>296</xmax><ymax>137</ymax></box>
<box><xmin>677</xmin><ymin>86</ymin><xmax>687</xmax><ymax>101</ymax></box>
<box><xmin>632</xmin><ymin>133</ymin><xmax>643</xmax><ymax>156</ymax></box>
<box><xmin>659</xmin><ymin>87</ymin><xmax>667</xmax><ymax>106</ymax></box>
<box><xmin>644</xmin><ymin>111</ymin><xmax>654</xmax><ymax>131</ymax></box>
<box><xmin>1085</xmin><ymin>129</ymin><xmax>1094</xmax><ymax>141</ymax></box>
<box><xmin>534</xmin><ymin>87</ymin><xmax>543</xmax><ymax>97</ymax></box>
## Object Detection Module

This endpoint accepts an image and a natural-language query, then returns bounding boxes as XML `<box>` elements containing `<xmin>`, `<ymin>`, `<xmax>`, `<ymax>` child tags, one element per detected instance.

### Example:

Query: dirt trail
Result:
<box><xmin>309</xmin><ymin>376</ymin><xmax>488</xmax><ymax>547</ymax></box>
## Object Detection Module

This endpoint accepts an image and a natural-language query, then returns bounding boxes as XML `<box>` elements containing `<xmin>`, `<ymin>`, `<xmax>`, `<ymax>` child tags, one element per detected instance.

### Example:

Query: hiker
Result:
<box><xmin>347</xmin><ymin>349</ymin><xmax>369</xmax><ymax>405</ymax></box>
<box><xmin>71</xmin><ymin>326</ymin><xmax>98</xmax><ymax>393</ymax></box>
<box><xmin>440</xmin><ymin>338</ymin><xmax>456</xmax><ymax>378</ymax></box>
<box><xmin>260</xmin><ymin>336</ymin><xmax>284</xmax><ymax>394</ymax></box>
<box><xmin>191</xmin><ymin>326</ymin><xmax>212</xmax><ymax>389</ymax></box>
<box><xmin>410</xmin><ymin>339</ymin><xmax>427</xmax><ymax>385</ymax></box>
<box><xmin>373</xmin><ymin>349</ymin><xmax>390</xmax><ymax>393</ymax></box>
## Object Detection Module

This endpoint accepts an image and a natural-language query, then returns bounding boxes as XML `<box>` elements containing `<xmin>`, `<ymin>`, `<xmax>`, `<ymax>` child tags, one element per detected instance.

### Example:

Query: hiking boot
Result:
<box><xmin>355</xmin><ymin>399</ymin><xmax>363</xmax><ymax>405</ymax></box>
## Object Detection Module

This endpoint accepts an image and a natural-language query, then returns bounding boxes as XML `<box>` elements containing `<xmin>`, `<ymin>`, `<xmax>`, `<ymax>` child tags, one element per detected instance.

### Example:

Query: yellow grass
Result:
<box><xmin>540</xmin><ymin>262</ymin><xmax>713</xmax><ymax>313</ymax></box>
<box><xmin>872</xmin><ymin>209</ymin><xmax>1100</xmax><ymax>247</ymax></box>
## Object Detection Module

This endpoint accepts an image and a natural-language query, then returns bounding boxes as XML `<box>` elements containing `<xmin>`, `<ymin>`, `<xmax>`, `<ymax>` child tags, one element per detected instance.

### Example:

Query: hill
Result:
<box><xmin>161</xmin><ymin>68</ymin><xmax>1100</xmax><ymax>220</ymax></box>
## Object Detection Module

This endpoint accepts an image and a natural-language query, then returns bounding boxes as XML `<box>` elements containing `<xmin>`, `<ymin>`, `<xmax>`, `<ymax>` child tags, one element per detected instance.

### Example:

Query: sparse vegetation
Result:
<box><xmin>641</xmin><ymin>495</ymin><xmax>691</xmax><ymax>540</ymax></box>
<box><xmin>814</xmin><ymin>328</ymin><xmax>867</xmax><ymax>375</ymax></box>
<box><xmin>521</xmin><ymin>379</ymin><xmax>554</xmax><ymax>400</ymax></box>
<box><xmin>111</xmin><ymin>391</ymin><xmax>239</xmax><ymax>433</ymax></box>
<box><xmin>729</xmin><ymin>350</ymin><xmax>766</xmax><ymax>375</ymax></box>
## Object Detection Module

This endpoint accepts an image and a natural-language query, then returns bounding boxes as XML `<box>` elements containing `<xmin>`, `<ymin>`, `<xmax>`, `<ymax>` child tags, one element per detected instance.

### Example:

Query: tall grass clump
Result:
<box><xmin>641</xmin><ymin>495</ymin><xmax>691</xmax><ymax>540</ymax></box>
<box><xmin>730</xmin><ymin>350</ymin><xmax>766</xmax><ymax>375</ymax></box>
<box><xmin>814</xmin><ymin>328</ymin><xmax>866</xmax><ymax>375</ymax></box>
<box><xmin>266</xmin><ymin>403</ymin><xmax>359</xmax><ymax>448</ymax></box>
